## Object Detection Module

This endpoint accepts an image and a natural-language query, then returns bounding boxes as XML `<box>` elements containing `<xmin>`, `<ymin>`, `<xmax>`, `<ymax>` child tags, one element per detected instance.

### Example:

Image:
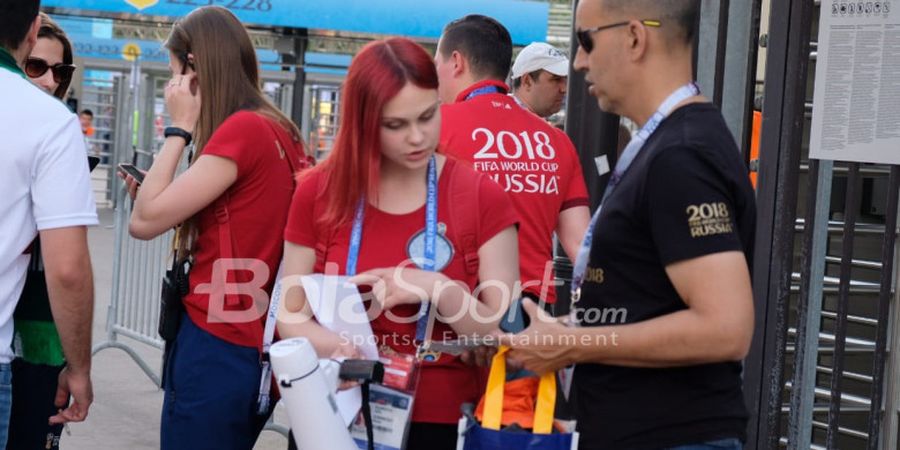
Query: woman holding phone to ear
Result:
<box><xmin>124</xmin><ymin>6</ymin><xmax>309</xmax><ymax>449</ymax></box>
<box><xmin>8</xmin><ymin>13</ymin><xmax>81</xmax><ymax>450</ymax></box>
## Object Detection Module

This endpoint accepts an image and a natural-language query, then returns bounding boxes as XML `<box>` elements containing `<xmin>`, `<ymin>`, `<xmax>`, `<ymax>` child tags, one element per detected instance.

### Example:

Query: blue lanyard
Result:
<box><xmin>346</xmin><ymin>156</ymin><xmax>438</xmax><ymax>343</ymax></box>
<box><xmin>465</xmin><ymin>85</ymin><xmax>502</xmax><ymax>101</ymax></box>
<box><xmin>570</xmin><ymin>82</ymin><xmax>701</xmax><ymax>305</ymax></box>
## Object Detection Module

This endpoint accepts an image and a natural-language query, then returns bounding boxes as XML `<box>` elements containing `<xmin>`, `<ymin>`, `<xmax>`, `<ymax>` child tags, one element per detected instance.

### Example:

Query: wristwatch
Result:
<box><xmin>164</xmin><ymin>126</ymin><xmax>193</xmax><ymax>146</ymax></box>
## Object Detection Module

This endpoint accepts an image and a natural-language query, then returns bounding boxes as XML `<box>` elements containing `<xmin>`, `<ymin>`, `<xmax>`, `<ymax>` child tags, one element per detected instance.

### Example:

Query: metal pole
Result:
<box><xmin>283</xmin><ymin>29</ymin><xmax>308</xmax><ymax>129</ymax></box>
<box><xmin>721</xmin><ymin>0</ymin><xmax>764</xmax><ymax>155</ymax></box>
<box><xmin>564</xmin><ymin>0</ymin><xmax>621</xmax><ymax>211</ymax></box>
<box><xmin>867</xmin><ymin>166</ymin><xmax>900</xmax><ymax>450</ymax></box>
<box><xmin>787</xmin><ymin>159</ymin><xmax>833</xmax><ymax>449</ymax></box>
<box><xmin>882</xmin><ymin>201</ymin><xmax>900</xmax><ymax>449</ymax></box>
<box><xmin>696</xmin><ymin>0</ymin><xmax>730</xmax><ymax>107</ymax></box>
<box><xmin>826</xmin><ymin>162</ymin><xmax>862</xmax><ymax>449</ymax></box>
<box><xmin>743</xmin><ymin>0</ymin><xmax>816</xmax><ymax>447</ymax></box>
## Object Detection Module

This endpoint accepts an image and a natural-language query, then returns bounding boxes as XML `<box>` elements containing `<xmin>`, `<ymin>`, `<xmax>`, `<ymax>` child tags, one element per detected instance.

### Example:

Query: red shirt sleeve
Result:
<box><xmin>476</xmin><ymin>172</ymin><xmax>519</xmax><ymax>247</ymax></box>
<box><xmin>284</xmin><ymin>170</ymin><xmax>321</xmax><ymax>247</ymax></box>
<box><xmin>201</xmin><ymin>111</ymin><xmax>269</xmax><ymax>178</ymax></box>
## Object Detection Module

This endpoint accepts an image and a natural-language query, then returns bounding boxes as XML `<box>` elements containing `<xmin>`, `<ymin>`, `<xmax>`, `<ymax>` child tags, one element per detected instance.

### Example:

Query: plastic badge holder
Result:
<box><xmin>380</xmin><ymin>352</ymin><xmax>420</xmax><ymax>393</ymax></box>
<box><xmin>349</xmin><ymin>352</ymin><xmax>420</xmax><ymax>450</ymax></box>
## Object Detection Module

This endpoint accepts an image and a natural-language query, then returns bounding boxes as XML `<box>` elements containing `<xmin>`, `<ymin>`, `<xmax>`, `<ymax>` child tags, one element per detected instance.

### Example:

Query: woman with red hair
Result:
<box><xmin>279</xmin><ymin>37</ymin><xmax>519</xmax><ymax>449</ymax></box>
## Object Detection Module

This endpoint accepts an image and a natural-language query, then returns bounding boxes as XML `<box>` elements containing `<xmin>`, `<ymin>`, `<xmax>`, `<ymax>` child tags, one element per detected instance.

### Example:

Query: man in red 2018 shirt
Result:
<box><xmin>435</xmin><ymin>15</ymin><xmax>590</xmax><ymax>311</ymax></box>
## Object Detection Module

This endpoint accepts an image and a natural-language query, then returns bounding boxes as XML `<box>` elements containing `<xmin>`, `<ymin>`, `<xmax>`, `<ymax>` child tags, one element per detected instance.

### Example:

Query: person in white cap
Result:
<box><xmin>510</xmin><ymin>42</ymin><xmax>569</xmax><ymax>118</ymax></box>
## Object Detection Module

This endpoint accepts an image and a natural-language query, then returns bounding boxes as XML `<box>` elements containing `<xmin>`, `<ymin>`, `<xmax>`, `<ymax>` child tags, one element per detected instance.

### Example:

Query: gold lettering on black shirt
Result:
<box><xmin>585</xmin><ymin>267</ymin><xmax>605</xmax><ymax>284</ymax></box>
<box><xmin>686</xmin><ymin>202</ymin><xmax>734</xmax><ymax>238</ymax></box>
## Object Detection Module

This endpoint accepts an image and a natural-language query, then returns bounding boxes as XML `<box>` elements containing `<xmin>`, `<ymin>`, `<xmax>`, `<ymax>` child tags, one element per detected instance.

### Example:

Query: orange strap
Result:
<box><xmin>482</xmin><ymin>346</ymin><xmax>556</xmax><ymax>434</ymax></box>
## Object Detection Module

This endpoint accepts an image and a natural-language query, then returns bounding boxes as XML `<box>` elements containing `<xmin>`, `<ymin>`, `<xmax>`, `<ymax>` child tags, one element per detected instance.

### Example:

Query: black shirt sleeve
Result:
<box><xmin>644</xmin><ymin>146</ymin><xmax>744</xmax><ymax>265</ymax></box>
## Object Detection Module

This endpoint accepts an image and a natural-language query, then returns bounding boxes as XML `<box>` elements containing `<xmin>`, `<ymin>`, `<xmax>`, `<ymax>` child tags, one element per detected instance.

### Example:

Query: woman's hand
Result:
<box><xmin>349</xmin><ymin>267</ymin><xmax>449</xmax><ymax>311</ymax></box>
<box><xmin>164</xmin><ymin>73</ymin><xmax>201</xmax><ymax>132</ymax></box>
<box><xmin>331</xmin><ymin>342</ymin><xmax>362</xmax><ymax>391</ymax></box>
<box><xmin>117</xmin><ymin>170</ymin><xmax>145</xmax><ymax>201</ymax></box>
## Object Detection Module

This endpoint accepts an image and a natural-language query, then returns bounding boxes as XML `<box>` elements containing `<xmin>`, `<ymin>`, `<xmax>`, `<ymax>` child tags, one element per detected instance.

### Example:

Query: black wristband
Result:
<box><xmin>164</xmin><ymin>127</ymin><xmax>193</xmax><ymax>146</ymax></box>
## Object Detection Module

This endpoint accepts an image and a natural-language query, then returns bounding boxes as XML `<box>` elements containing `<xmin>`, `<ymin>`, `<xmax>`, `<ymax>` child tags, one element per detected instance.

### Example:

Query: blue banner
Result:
<box><xmin>43</xmin><ymin>0</ymin><xmax>549</xmax><ymax>45</ymax></box>
<box><xmin>66</xmin><ymin>35</ymin><xmax>281</xmax><ymax>64</ymax></box>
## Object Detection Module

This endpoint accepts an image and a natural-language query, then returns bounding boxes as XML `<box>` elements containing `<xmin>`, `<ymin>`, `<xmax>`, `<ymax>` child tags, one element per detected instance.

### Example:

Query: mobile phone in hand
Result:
<box><xmin>499</xmin><ymin>298</ymin><xmax>531</xmax><ymax>334</ymax></box>
<box><xmin>117</xmin><ymin>163</ymin><xmax>145</xmax><ymax>184</ymax></box>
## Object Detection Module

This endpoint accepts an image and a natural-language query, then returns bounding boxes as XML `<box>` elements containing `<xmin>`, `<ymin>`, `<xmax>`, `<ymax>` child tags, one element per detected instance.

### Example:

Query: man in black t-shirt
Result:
<box><xmin>498</xmin><ymin>1</ymin><xmax>756</xmax><ymax>449</ymax></box>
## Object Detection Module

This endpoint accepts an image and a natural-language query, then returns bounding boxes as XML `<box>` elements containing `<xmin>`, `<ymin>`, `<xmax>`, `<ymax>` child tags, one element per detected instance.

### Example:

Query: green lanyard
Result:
<box><xmin>0</xmin><ymin>47</ymin><xmax>25</xmax><ymax>79</ymax></box>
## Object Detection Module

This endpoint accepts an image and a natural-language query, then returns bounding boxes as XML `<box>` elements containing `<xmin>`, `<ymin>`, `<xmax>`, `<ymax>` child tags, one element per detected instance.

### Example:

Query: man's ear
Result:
<box><xmin>24</xmin><ymin>14</ymin><xmax>41</xmax><ymax>52</ymax></box>
<box><xmin>626</xmin><ymin>20</ymin><xmax>650</xmax><ymax>62</ymax></box>
<box><xmin>523</xmin><ymin>72</ymin><xmax>537</xmax><ymax>90</ymax></box>
<box><xmin>450</xmin><ymin>50</ymin><xmax>466</xmax><ymax>77</ymax></box>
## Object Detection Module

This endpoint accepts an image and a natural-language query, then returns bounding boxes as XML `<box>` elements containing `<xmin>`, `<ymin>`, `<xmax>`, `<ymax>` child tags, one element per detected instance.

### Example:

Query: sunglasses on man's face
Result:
<box><xmin>25</xmin><ymin>57</ymin><xmax>76</xmax><ymax>83</ymax></box>
<box><xmin>576</xmin><ymin>19</ymin><xmax>662</xmax><ymax>53</ymax></box>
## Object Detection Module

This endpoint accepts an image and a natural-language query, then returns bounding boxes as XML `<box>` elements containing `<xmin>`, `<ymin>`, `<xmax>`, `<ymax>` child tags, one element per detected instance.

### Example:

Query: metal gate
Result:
<box><xmin>744</xmin><ymin>1</ymin><xmax>900</xmax><ymax>449</ymax></box>
<box><xmin>80</xmin><ymin>69</ymin><xmax>124</xmax><ymax>208</ymax></box>
<box><xmin>307</xmin><ymin>84</ymin><xmax>340</xmax><ymax>160</ymax></box>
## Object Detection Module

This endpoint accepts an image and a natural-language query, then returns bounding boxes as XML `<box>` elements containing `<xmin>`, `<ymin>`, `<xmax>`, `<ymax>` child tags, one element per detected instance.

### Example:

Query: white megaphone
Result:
<box><xmin>270</xmin><ymin>337</ymin><xmax>358</xmax><ymax>450</ymax></box>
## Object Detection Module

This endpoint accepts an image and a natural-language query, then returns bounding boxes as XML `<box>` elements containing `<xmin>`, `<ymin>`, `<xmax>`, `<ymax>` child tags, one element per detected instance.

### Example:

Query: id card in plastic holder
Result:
<box><xmin>381</xmin><ymin>352</ymin><xmax>419</xmax><ymax>392</ymax></box>
<box><xmin>349</xmin><ymin>349</ymin><xmax>421</xmax><ymax>450</ymax></box>
<box><xmin>349</xmin><ymin>384</ymin><xmax>415</xmax><ymax>450</ymax></box>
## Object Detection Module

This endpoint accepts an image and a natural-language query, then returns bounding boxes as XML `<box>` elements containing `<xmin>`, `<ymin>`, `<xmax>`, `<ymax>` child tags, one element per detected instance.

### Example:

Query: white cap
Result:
<box><xmin>510</xmin><ymin>42</ymin><xmax>570</xmax><ymax>79</ymax></box>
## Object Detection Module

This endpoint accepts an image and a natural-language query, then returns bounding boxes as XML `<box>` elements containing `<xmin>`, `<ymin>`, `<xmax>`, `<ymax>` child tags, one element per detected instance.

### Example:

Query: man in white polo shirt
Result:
<box><xmin>510</xmin><ymin>42</ymin><xmax>570</xmax><ymax>119</ymax></box>
<box><xmin>0</xmin><ymin>0</ymin><xmax>97</xmax><ymax>444</ymax></box>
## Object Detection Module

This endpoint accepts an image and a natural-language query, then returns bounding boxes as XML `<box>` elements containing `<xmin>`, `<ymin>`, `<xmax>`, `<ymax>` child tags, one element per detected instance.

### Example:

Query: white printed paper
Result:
<box><xmin>301</xmin><ymin>275</ymin><xmax>380</xmax><ymax>425</ymax></box>
<box><xmin>810</xmin><ymin>1</ymin><xmax>900</xmax><ymax>164</ymax></box>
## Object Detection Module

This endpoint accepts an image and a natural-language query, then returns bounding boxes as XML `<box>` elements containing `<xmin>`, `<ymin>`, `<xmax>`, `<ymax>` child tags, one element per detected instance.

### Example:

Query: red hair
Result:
<box><xmin>307</xmin><ymin>37</ymin><xmax>439</xmax><ymax>230</ymax></box>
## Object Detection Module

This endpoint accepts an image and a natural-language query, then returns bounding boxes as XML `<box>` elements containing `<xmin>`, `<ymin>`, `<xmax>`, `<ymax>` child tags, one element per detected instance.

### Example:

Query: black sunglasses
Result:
<box><xmin>24</xmin><ymin>57</ymin><xmax>76</xmax><ymax>83</ymax></box>
<box><xmin>576</xmin><ymin>19</ymin><xmax>662</xmax><ymax>53</ymax></box>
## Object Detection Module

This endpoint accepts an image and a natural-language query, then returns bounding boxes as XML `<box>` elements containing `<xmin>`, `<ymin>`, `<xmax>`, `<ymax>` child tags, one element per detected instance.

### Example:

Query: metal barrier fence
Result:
<box><xmin>92</xmin><ymin>192</ymin><xmax>290</xmax><ymax>438</ymax></box>
<box><xmin>91</xmin><ymin>199</ymin><xmax>171</xmax><ymax>387</ymax></box>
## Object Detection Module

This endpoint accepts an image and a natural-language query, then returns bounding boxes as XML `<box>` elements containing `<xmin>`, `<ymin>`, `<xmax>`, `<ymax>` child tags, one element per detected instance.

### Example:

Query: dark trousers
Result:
<box><xmin>6</xmin><ymin>360</ymin><xmax>66</xmax><ymax>450</ymax></box>
<box><xmin>161</xmin><ymin>314</ymin><xmax>271</xmax><ymax>450</ymax></box>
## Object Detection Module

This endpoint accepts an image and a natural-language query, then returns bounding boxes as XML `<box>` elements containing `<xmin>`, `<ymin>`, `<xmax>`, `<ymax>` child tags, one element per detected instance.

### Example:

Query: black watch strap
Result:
<box><xmin>164</xmin><ymin>127</ymin><xmax>193</xmax><ymax>146</ymax></box>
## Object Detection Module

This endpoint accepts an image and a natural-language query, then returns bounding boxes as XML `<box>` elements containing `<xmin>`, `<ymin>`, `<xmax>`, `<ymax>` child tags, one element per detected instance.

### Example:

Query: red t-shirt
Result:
<box><xmin>284</xmin><ymin>158</ymin><xmax>518</xmax><ymax>423</ymax></box>
<box><xmin>184</xmin><ymin>110</ymin><xmax>305</xmax><ymax>348</ymax></box>
<box><xmin>440</xmin><ymin>80</ymin><xmax>589</xmax><ymax>304</ymax></box>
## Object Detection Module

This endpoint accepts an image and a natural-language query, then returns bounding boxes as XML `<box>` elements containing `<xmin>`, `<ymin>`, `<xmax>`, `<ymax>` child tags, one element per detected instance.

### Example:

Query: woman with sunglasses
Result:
<box><xmin>124</xmin><ymin>6</ymin><xmax>309</xmax><ymax>449</ymax></box>
<box><xmin>23</xmin><ymin>13</ymin><xmax>74</xmax><ymax>99</ymax></box>
<box><xmin>7</xmin><ymin>13</ymin><xmax>78</xmax><ymax>450</ymax></box>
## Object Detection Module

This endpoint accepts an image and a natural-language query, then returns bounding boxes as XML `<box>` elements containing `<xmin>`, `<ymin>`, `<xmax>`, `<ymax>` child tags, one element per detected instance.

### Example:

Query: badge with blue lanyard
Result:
<box><xmin>569</xmin><ymin>82</ymin><xmax>701</xmax><ymax>317</ymax></box>
<box><xmin>345</xmin><ymin>157</ymin><xmax>440</xmax><ymax>450</ymax></box>
<box><xmin>347</xmin><ymin>156</ymin><xmax>440</xmax><ymax>362</ymax></box>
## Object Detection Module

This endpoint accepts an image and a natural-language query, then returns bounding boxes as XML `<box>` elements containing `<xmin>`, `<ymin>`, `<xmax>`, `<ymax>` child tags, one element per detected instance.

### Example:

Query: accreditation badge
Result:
<box><xmin>349</xmin><ymin>349</ymin><xmax>421</xmax><ymax>449</ymax></box>
<box><xmin>349</xmin><ymin>385</ymin><xmax>415</xmax><ymax>450</ymax></box>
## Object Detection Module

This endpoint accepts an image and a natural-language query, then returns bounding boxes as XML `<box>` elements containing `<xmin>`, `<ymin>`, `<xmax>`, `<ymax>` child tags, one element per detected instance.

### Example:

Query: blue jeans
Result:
<box><xmin>665</xmin><ymin>438</ymin><xmax>743</xmax><ymax>450</ymax></box>
<box><xmin>8</xmin><ymin>360</ymin><xmax>67</xmax><ymax>449</ymax></box>
<box><xmin>0</xmin><ymin>363</ymin><xmax>12</xmax><ymax>449</ymax></box>
<box><xmin>161</xmin><ymin>315</ymin><xmax>272</xmax><ymax>450</ymax></box>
